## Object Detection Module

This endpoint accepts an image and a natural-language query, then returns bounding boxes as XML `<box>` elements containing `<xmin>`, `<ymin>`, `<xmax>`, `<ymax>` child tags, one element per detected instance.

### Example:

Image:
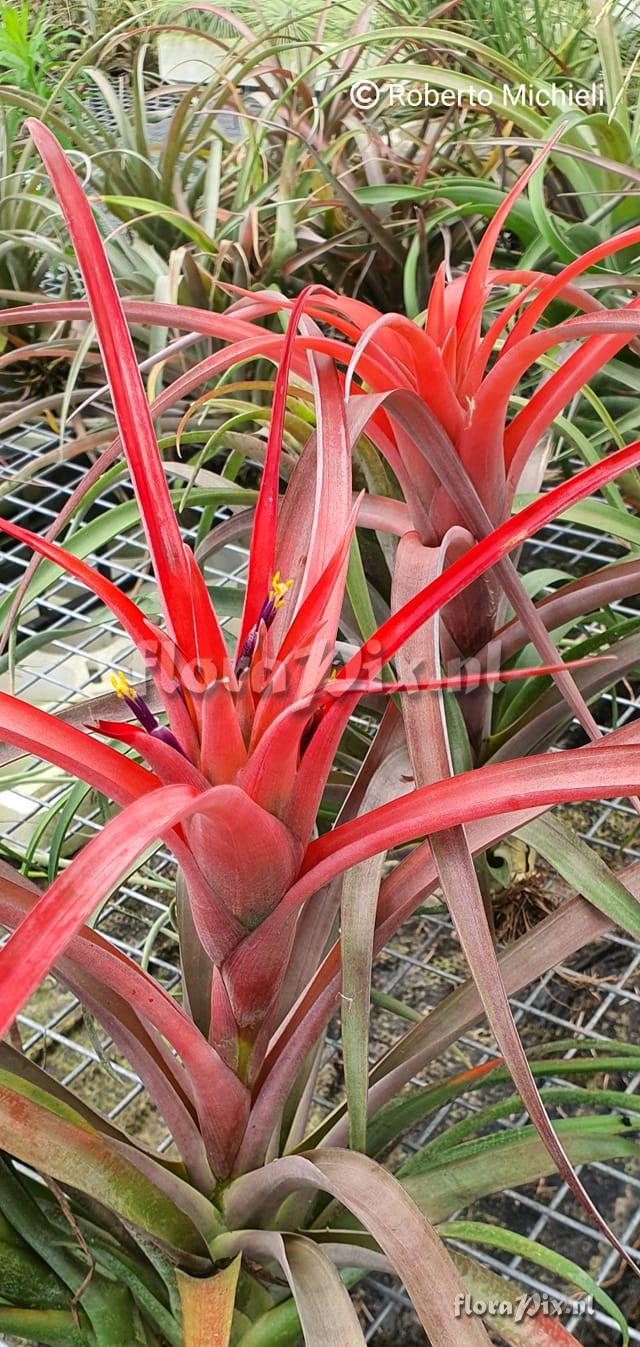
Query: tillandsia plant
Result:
<box><xmin>1</xmin><ymin>119</ymin><xmax>640</xmax><ymax>1347</ymax></box>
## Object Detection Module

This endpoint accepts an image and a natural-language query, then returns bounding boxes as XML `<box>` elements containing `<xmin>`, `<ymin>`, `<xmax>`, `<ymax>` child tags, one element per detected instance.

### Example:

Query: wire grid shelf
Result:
<box><xmin>0</xmin><ymin>424</ymin><xmax>638</xmax><ymax>1345</ymax></box>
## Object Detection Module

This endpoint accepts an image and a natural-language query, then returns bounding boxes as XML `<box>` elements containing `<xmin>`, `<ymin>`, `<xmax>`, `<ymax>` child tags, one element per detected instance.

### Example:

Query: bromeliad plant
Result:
<box><xmin>1</xmin><ymin>121</ymin><xmax>640</xmax><ymax>1346</ymax></box>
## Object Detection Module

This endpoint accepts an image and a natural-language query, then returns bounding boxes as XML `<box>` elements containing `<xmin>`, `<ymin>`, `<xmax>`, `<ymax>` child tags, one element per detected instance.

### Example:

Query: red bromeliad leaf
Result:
<box><xmin>338</xmin><ymin>432</ymin><xmax>640</xmax><ymax>690</ymax></box>
<box><xmin>183</xmin><ymin>785</ymin><xmax>303</xmax><ymax>933</ymax></box>
<box><xmin>0</xmin><ymin>692</ymin><xmax>156</xmax><ymax>805</ymax></box>
<box><xmin>482</xmin><ymin>308</ymin><xmax>640</xmax><ymax>480</ymax></box>
<box><xmin>0</xmin><ymin>782</ymin><xmax>190</xmax><ymax>1036</ymax></box>
<box><xmin>237</xmin><ymin>700</ymin><xmax>315</xmax><ymax>820</ymax></box>
<box><xmin>247</xmin><ymin>497</ymin><xmax>362</xmax><ymax>748</ymax></box>
<box><xmin>276</xmin><ymin>496</ymin><xmax>361</xmax><ymax>672</ymax></box>
<box><xmin>0</xmin><ymin>512</ymin><xmax>209</xmax><ymax>752</ymax></box>
<box><xmin>503</xmin><ymin>223</ymin><xmax>640</xmax><ymax>353</ymax></box>
<box><xmin>292</xmin><ymin>346</ymin><xmax>352</xmax><ymax>604</ymax></box>
<box><xmin>0</xmin><ymin>783</ymin><xmax>252</xmax><ymax>1175</ymax></box>
<box><xmin>425</xmin><ymin>260</ymin><xmax>447</xmax><ymax>344</ymax></box>
<box><xmin>459</xmin><ymin>270</ymin><xmax>610</xmax><ymax>401</ymax></box>
<box><xmin>349</xmin><ymin>386</ymin><xmax>603</xmax><ymax>745</ymax></box>
<box><xmin>238</xmin><ymin>285</ymin><xmax>326</xmax><ymax>648</ymax></box>
<box><xmin>199</xmin><ymin>679</ymin><xmax>248</xmax><ymax>783</ymax></box>
<box><xmin>281</xmin><ymin>430</ymin><xmax>640</xmax><ymax>839</ymax></box>
<box><xmin>291</xmin><ymin>744</ymin><xmax>640</xmax><ymax>909</ymax></box>
<box><xmin>345</xmin><ymin>311</ymin><xmax>464</xmax><ymax>442</ymax></box>
<box><xmin>91</xmin><ymin>721</ymin><xmax>209</xmax><ymax>788</ymax></box>
<box><xmin>0</xmin><ymin>516</ymin><xmax>164</xmax><ymax>676</ymax></box>
<box><xmin>453</xmin><ymin>136</ymin><xmax>561</xmax><ymax>366</ymax></box>
<box><xmin>26</xmin><ymin>120</ymin><xmax>225</xmax><ymax>671</ymax></box>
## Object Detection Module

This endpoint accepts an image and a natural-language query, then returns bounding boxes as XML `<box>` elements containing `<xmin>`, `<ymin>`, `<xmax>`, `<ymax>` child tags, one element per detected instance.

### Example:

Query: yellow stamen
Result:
<box><xmin>269</xmin><ymin>571</ymin><xmax>293</xmax><ymax>609</ymax></box>
<box><xmin>110</xmin><ymin>671</ymin><xmax>135</xmax><ymax>700</ymax></box>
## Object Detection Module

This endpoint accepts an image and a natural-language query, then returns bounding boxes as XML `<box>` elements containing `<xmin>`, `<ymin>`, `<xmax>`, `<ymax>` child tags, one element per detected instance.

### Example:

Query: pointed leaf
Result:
<box><xmin>213</xmin><ymin>1233</ymin><xmax>366</xmax><ymax>1347</ymax></box>
<box><xmin>239</xmin><ymin>286</ymin><xmax>321</xmax><ymax>647</ymax></box>
<box><xmin>399</xmin><ymin>1116</ymin><xmax>640</xmax><ymax>1226</ymax></box>
<box><xmin>27</xmin><ymin>119</ymin><xmax>208</xmax><ymax>662</ymax></box>
<box><xmin>341</xmin><ymin>749</ymin><xmax>413</xmax><ymax>1152</ymax></box>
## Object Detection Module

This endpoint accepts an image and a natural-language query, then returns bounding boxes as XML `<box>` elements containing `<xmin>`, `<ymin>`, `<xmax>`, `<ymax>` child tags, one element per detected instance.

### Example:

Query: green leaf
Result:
<box><xmin>417</xmin><ymin>1086</ymin><xmax>639</xmax><ymax>1162</ymax></box>
<box><xmin>0</xmin><ymin>1069</ymin><xmax>204</xmax><ymax>1253</ymax></box>
<box><xmin>366</xmin><ymin>1051</ymin><xmax>640</xmax><ymax>1160</ymax></box>
<box><xmin>517</xmin><ymin>815</ymin><xmax>640</xmax><ymax>940</ymax></box>
<box><xmin>346</xmin><ymin>532</ymin><xmax>380</xmax><ymax>644</ymax></box>
<box><xmin>591</xmin><ymin>3</ymin><xmax>631</xmax><ymax>132</ymax></box>
<box><xmin>513</xmin><ymin>493</ymin><xmax>640</xmax><ymax>548</ymax></box>
<box><xmin>48</xmin><ymin>780</ymin><xmax>92</xmax><ymax>882</ymax></box>
<box><xmin>93</xmin><ymin>1243</ymin><xmax>182</xmax><ymax>1347</ymax></box>
<box><xmin>398</xmin><ymin>1116</ymin><xmax>639</xmax><ymax>1225</ymax></box>
<box><xmin>101</xmin><ymin>195</ymin><xmax>218</xmax><ymax>253</ymax></box>
<box><xmin>0</xmin><ymin>1307</ymin><xmax>90</xmax><ymax>1346</ymax></box>
<box><xmin>0</xmin><ymin>1156</ymin><xmax>142</xmax><ymax>1347</ymax></box>
<box><xmin>0</xmin><ymin>1239</ymin><xmax>70</xmax><ymax>1311</ymax></box>
<box><xmin>440</xmin><ymin>1221</ymin><xmax>628</xmax><ymax>1343</ymax></box>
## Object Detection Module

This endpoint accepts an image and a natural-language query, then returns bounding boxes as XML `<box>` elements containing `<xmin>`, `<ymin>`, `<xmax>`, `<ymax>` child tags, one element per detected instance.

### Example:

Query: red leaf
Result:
<box><xmin>339</xmin><ymin>432</ymin><xmax>640</xmax><ymax>688</ymax></box>
<box><xmin>238</xmin><ymin>286</ymin><xmax>324</xmax><ymax>648</ymax></box>
<box><xmin>288</xmin><ymin>743</ymin><xmax>640</xmax><ymax>910</ymax></box>
<box><xmin>26</xmin><ymin>120</ymin><xmax>219</xmax><ymax>665</ymax></box>
<box><xmin>454</xmin><ymin>135</ymin><xmax>560</xmax><ymax>364</ymax></box>
<box><xmin>0</xmin><ymin>782</ymin><xmax>250</xmax><ymax>1174</ymax></box>
<box><xmin>0</xmin><ymin>692</ymin><xmax>156</xmax><ymax>804</ymax></box>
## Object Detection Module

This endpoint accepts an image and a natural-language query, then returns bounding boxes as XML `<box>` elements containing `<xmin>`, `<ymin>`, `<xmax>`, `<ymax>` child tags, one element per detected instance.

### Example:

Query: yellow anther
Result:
<box><xmin>269</xmin><ymin>571</ymin><xmax>293</xmax><ymax>609</ymax></box>
<box><xmin>110</xmin><ymin>671</ymin><xmax>134</xmax><ymax>700</ymax></box>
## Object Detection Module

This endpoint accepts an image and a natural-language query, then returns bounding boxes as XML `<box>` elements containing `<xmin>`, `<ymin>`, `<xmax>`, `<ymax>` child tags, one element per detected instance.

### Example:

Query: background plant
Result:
<box><xmin>1</xmin><ymin>0</ymin><xmax>638</xmax><ymax>356</ymax></box>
